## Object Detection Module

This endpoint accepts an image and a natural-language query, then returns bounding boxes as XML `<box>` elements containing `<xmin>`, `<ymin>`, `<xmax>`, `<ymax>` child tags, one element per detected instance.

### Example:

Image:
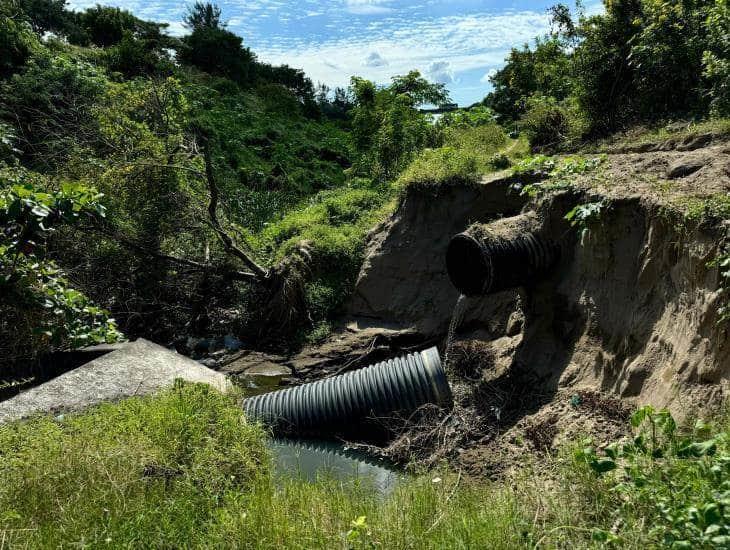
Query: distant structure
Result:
<box><xmin>419</xmin><ymin>102</ymin><xmax>459</xmax><ymax>114</ymax></box>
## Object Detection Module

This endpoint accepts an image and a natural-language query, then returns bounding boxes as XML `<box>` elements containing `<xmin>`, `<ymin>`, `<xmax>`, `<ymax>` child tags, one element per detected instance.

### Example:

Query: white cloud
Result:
<box><xmin>345</xmin><ymin>0</ymin><xmax>394</xmax><ymax>15</ymax></box>
<box><xmin>363</xmin><ymin>51</ymin><xmax>388</xmax><ymax>67</ymax></box>
<box><xmin>256</xmin><ymin>10</ymin><xmax>554</xmax><ymax>89</ymax></box>
<box><xmin>480</xmin><ymin>68</ymin><xmax>497</xmax><ymax>84</ymax></box>
<box><xmin>427</xmin><ymin>60</ymin><xmax>454</xmax><ymax>84</ymax></box>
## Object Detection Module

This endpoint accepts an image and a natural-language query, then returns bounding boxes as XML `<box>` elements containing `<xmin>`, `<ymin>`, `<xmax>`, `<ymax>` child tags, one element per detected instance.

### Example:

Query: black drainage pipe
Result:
<box><xmin>243</xmin><ymin>347</ymin><xmax>452</xmax><ymax>437</ymax></box>
<box><xmin>446</xmin><ymin>217</ymin><xmax>559</xmax><ymax>296</ymax></box>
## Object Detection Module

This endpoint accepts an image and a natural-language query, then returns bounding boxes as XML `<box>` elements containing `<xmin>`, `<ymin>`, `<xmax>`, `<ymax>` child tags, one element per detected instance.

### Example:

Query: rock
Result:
<box><xmin>220</xmin><ymin>351</ymin><xmax>287</xmax><ymax>375</ymax></box>
<box><xmin>240</xmin><ymin>363</ymin><xmax>292</xmax><ymax>388</ymax></box>
<box><xmin>676</xmin><ymin>133</ymin><xmax>713</xmax><ymax>151</ymax></box>
<box><xmin>667</xmin><ymin>161</ymin><xmax>704</xmax><ymax>179</ymax></box>
<box><xmin>0</xmin><ymin>339</ymin><xmax>231</xmax><ymax>423</ymax></box>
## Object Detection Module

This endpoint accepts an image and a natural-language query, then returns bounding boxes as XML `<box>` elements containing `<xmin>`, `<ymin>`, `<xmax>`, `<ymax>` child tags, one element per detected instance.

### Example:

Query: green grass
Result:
<box><xmin>397</xmin><ymin>124</ymin><xmax>528</xmax><ymax>190</ymax></box>
<box><xmin>248</xmin><ymin>182</ymin><xmax>396</xmax><ymax>332</ymax></box>
<box><xmin>2</xmin><ymin>384</ymin><xmax>730</xmax><ymax>548</ymax></box>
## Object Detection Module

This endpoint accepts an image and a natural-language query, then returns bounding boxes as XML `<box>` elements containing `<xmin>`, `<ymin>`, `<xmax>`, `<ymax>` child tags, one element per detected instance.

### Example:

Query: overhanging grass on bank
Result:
<box><xmin>2</xmin><ymin>383</ymin><xmax>730</xmax><ymax>548</ymax></box>
<box><xmin>250</xmin><ymin>182</ymin><xmax>396</xmax><ymax>338</ymax></box>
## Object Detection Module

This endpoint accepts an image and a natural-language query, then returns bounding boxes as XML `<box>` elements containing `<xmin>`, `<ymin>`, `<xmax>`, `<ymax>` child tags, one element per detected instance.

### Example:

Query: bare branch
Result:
<box><xmin>199</xmin><ymin>135</ymin><xmax>269</xmax><ymax>280</ymax></box>
<box><xmin>94</xmin><ymin>224</ymin><xmax>259</xmax><ymax>282</ymax></box>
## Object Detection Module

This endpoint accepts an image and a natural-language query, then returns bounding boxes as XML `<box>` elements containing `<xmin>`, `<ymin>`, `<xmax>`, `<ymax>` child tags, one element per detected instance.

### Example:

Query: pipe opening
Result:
<box><xmin>446</xmin><ymin>234</ymin><xmax>490</xmax><ymax>296</ymax></box>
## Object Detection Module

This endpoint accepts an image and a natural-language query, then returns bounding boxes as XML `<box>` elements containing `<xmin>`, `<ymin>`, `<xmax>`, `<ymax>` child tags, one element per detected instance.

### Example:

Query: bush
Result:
<box><xmin>253</xmin><ymin>185</ymin><xmax>393</xmax><ymax>325</ymax></box>
<box><xmin>0</xmin><ymin>172</ymin><xmax>121</xmax><ymax>365</ymax></box>
<box><xmin>704</xmin><ymin>0</ymin><xmax>730</xmax><ymax>116</ymax></box>
<box><xmin>397</xmin><ymin>146</ymin><xmax>479</xmax><ymax>189</ymax></box>
<box><xmin>0</xmin><ymin>3</ymin><xmax>38</xmax><ymax>78</ymax></box>
<box><xmin>519</xmin><ymin>95</ymin><xmax>586</xmax><ymax>151</ymax></box>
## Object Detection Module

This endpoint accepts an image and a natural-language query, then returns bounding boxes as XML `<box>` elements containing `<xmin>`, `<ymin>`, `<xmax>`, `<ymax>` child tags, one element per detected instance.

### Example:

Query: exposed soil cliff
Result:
<box><xmin>341</xmin><ymin>136</ymin><xmax>730</xmax><ymax>470</ymax></box>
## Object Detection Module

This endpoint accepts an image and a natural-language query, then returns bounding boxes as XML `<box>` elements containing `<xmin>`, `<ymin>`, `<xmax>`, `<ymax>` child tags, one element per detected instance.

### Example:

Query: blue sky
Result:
<box><xmin>67</xmin><ymin>0</ymin><xmax>601</xmax><ymax>106</ymax></box>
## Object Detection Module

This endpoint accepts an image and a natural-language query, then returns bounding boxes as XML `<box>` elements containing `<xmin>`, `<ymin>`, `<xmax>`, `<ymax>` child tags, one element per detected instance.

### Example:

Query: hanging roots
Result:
<box><xmin>257</xmin><ymin>240</ymin><xmax>313</xmax><ymax>338</ymax></box>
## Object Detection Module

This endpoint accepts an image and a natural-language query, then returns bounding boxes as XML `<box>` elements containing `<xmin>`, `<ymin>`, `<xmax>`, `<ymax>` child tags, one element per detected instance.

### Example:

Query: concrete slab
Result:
<box><xmin>0</xmin><ymin>339</ymin><xmax>231</xmax><ymax>423</ymax></box>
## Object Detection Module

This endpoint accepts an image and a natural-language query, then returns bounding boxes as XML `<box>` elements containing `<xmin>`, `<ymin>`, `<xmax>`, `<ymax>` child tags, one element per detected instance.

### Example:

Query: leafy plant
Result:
<box><xmin>709</xmin><ymin>249</ymin><xmax>730</xmax><ymax>324</ymax></box>
<box><xmin>0</xmin><ymin>175</ymin><xmax>121</xmax><ymax>363</ymax></box>
<box><xmin>575</xmin><ymin>405</ymin><xmax>730</xmax><ymax>548</ymax></box>
<box><xmin>565</xmin><ymin>201</ymin><xmax>606</xmax><ymax>243</ymax></box>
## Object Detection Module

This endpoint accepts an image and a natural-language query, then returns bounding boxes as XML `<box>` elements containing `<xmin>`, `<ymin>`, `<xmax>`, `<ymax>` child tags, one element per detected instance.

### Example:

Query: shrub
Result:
<box><xmin>519</xmin><ymin>95</ymin><xmax>587</xmax><ymax>151</ymax></box>
<box><xmin>253</xmin><ymin>185</ymin><xmax>393</xmax><ymax>326</ymax></box>
<box><xmin>397</xmin><ymin>146</ymin><xmax>479</xmax><ymax>189</ymax></box>
<box><xmin>0</xmin><ymin>172</ymin><xmax>121</xmax><ymax>365</ymax></box>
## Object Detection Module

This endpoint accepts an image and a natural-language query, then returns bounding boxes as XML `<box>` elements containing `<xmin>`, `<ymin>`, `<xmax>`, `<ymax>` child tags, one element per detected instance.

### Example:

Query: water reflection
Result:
<box><xmin>270</xmin><ymin>438</ymin><xmax>400</xmax><ymax>495</ymax></box>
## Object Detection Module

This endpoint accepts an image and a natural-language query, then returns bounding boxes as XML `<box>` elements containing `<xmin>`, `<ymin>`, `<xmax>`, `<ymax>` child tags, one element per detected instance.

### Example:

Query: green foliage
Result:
<box><xmin>515</xmin><ymin>154</ymin><xmax>606</xmax><ymax>198</ymax></box>
<box><xmin>683</xmin><ymin>193</ymin><xmax>730</xmax><ymax>222</ymax></box>
<box><xmin>439</xmin><ymin>105</ymin><xmax>496</xmax><ymax>127</ymax></box>
<box><xmin>704</xmin><ymin>0</ymin><xmax>730</xmax><ymax>116</ymax></box>
<box><xmin>398</xmin><ymin>123</ymin><xmax>511</xmax><ymax>189</ymax></box>
<box><xmin>485</xmin><ymin>0</ymin><xmax>725</xmax><ymax>139</ymax></box>
<box><xmin>178</xmin><ymin>25</ymin><xmax>256</xmax><ymax>85</ymax></box>
<box><xmin>565</xmin><ymin>201</ymin><xmax>606</xmax><ymax>242</ymax></box>
<box><xmin>16</xmin><ymin>0</ymin><xmax>67</xmax><ymax>34</ymax></box>
<box><xmin>489</xmin><ymin>152</ymin><xmax>512</xmax><ymax>170</ymax></box>
<box><xmin>253</xmin><ymin>185</ymin><xmax>394</xmax><ymax>325</ymax></box>
<box><xmin>519</xmin><ymin>94</ymin><xmax>587</xmax><ymax>150</ymax></box>
<box><xmin>709</xmin><ymin>249</ymin><xmax>730</xmax><ymax>324</ymax></box>
<box><xmin>0</xmin><ymin>53</ymin><xmax>106</xmax><ymax>170</ymax></box>
<box><xmin>484</xmin><ymin>37</ymin><xmax>573</xmax><ymax>123</ymax></box>
<box><xmin>0</xmin><ymin>1</ymin><xmax>39</xmax><ymax>78</ymax></box>
<box><xmin>71</xmin><ymin>5</ymin><xmax>158</xmax><ymax>47</ymax></box>
<box><xmin>6</xmin><ymin>389</ymin><xmax>730</xmax><ymax>548</ymax></box>
<box><xmin>574</xmin><ymin>406</ymin><xmax>730</xmax><ymax>548</ymax></box>
<box><xmin>0</xmin><ymin>172</ymin><xmax>121</xmax><ymax>362</ymax></box>
<box><xmin>0</xmin><ymin>382</ymin><xmax>269</xmax><ymax>548</ymax></box>
<box><xmin>397</xmin><ymin>146</ymin><xmax>479</xmax><ymax>189</ymax></box>
<box><xmin>349</xmin><ymin>71</ymin><xmax>447</xmax><ymax>181</ymax></box>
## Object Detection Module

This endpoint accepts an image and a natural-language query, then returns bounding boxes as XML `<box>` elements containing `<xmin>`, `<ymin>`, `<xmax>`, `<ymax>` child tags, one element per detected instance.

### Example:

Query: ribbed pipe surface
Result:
<box><xmin>243</xmin><ymin>347</ymin><xmax>451</xmax><ymax>437</ymax></box>
<box><xmin>446</xmin><ymin>227</ymin><xmax>559</xmax><ymax>296</ymax></box>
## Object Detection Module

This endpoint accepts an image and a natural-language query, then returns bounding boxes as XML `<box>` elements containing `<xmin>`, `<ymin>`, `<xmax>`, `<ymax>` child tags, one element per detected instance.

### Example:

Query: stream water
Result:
<box><xmin>270</xmin><ymin>439</ymin><xmax>400</xmax><ymax>495</ymax></box>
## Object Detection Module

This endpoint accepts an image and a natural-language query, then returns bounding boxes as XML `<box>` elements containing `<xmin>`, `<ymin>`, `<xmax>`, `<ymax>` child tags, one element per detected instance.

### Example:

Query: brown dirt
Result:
<box><xmin>231</xmin><ymin>137</ymin><xmax>730</xmax><ymax>475</ymax></box>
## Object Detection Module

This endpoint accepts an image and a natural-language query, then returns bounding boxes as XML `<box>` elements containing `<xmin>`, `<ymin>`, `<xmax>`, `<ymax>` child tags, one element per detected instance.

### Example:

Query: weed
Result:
<box><xmin>513</xmin><ymin>154</ymin><xmax>607</xmax><ymax>198</ymax></box>
<box><xmin>565</xmin><ymin>201</ymin><xmax>606</xmax><ymax>243</ymax></box>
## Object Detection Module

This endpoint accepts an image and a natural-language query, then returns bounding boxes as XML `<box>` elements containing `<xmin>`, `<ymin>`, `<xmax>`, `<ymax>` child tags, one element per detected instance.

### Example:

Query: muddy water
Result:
<box><xmin>444</xmin><ymin>294</ymin><xmax>467</xmax><ymax>372</ymax></box>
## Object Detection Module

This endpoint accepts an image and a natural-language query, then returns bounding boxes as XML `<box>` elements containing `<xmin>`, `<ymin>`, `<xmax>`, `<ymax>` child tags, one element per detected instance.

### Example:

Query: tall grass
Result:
<box><xmin>1</xmin><ymin>384</ymin><xmax>729</xmax><ymax>548</ymax></box>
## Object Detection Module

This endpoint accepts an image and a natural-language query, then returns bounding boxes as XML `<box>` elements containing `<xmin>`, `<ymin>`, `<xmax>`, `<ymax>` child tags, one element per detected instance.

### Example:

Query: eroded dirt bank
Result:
<box><xmin>230</xmin><ymin>136</ymin><xmax>730</xmax><ymax>473</ymax></box>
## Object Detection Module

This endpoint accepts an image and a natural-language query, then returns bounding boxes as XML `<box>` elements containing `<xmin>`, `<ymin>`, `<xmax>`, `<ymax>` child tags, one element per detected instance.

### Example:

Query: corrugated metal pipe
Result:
<box><xmin>446</xmin><ymin>214</ymin><xmax>559</xmax><ymax>296</ymax></box>
<box><xmin>243</xmin><ymin>347</ymin><xmax>452</xmax><ymax>437</ymax></box>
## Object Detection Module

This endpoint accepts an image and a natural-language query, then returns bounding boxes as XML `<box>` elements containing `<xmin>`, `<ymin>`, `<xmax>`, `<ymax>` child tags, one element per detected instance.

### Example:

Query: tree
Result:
<box><xmin>177</xmin><ymin>25</ymin><xmax>255</xmax><ymax>84</ymax></box>
<box><xmin>484</xmin><ymin>37</ymin><xmax>571</xmax><ymax>122</ymax></box>
<box><xmin>349</xmin><ymin>71</ymin><xmax>448</xmax><ymax>180</ymax></box>
<box><xmin>0</xmin><ymin>2</ymin><xmax>38</xmax><ymax>78</ymax></box>
<box><xmin>16</xmin><ymin>0</ymin><xmax>67</xmax><ymax>35</ymax></box>
<box><xmin>183</xmin><ymin>2</ymin><xmax>223</xmax><ymax>30</ymax></box>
